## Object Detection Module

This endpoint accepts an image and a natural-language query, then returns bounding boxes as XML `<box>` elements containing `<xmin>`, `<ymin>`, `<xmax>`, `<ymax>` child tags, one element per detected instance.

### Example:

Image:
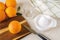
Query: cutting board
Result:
<box><xmin>0</xmin><ymin>16</ymin><xmax>31</xmax><ymax>40</ymax></box>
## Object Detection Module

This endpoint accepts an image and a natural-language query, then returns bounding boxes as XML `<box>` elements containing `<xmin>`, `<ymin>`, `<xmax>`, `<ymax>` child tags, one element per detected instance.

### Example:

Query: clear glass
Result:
<box><xmin>17</xmin><ymin>0</ymin><xmax>57</xmax><ymax>33</ymax></box>
<box><xmin>17</xmin><ymin>0</ymin><xmax>60</xmax><ymax>18</ymax></box>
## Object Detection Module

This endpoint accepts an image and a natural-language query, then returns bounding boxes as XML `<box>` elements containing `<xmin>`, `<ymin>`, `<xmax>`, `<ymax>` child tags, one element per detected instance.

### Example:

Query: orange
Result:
<box><xmin>6</xmin><ymin>0</ymin><xmax>16</xmax><ymax>7</ymax></box>
<box><xmin>8</xmin><ymin>21</ymin><xmax>21</xmax><ymax>34</ymax></box>
<box><xmin>0</xmin><ymin>10</ymin><xmax>6</xmax><ymax>22</ymax></box>
<box><xmin>0</xmin><ymin>2</ymin><xmax>6</xmax><ymax>10</ymax></box>
<box><xmin>5</xmin><ymin>7</ymin><xmax>16</xmax><ymax>18</ymax></box>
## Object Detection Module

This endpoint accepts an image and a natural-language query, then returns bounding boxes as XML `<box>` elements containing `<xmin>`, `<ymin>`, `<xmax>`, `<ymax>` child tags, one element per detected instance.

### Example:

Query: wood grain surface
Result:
<box><xmin>0</xmin><ymin>16</ymin><xmax>30</xmax><ymax>40</ymax></box>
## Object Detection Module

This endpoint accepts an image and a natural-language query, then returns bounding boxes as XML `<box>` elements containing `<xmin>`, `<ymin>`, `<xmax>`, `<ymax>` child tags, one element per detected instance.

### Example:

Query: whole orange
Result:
<box><xmin>0</xmin><ymin>10</ymin><xmax>6</xmax><ymax>22</ymax></box>
<box><xmin>8</xmin><ymin>21</ymin><xmax>22</xmax><ymax>34</ymax></box>
<box><xmin>5</xmin><ymin>7</ymin><xmax>16</xmax><ymax>18</ymax></box>
<box><xmin>0</xmin><ymin>2</ymin><xmax>6</xmax><ymax>10</ymax></box>
<box><xmin>6</xmin><ymin>0</ymin><xmax>16</xmax><ymax>7</ymax></box>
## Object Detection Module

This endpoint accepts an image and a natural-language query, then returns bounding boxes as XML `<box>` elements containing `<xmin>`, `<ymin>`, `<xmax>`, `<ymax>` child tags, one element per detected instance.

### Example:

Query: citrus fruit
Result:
<box><xmin>0</xmin><ymin>10</ymin><xmax>6</xmax><ymax>22</ymax></box>
<box><xmin>6</xmin><ymin>0</ymin><xmax>16</xmax><ymax>7</ymax></box>
<box><xmin>0</xmin><ymin>2</ymin><xmax>6</xmax><ymax>10</ymax></box>
<box><xmin>8</xmin><ymin>21</ymin><xmax>21</xmax><ymax>34</ymax></box>
<box><xmin>5</xmin><ymin>7</ymin><xmax>16</xmax><ymax>18</ymax></box>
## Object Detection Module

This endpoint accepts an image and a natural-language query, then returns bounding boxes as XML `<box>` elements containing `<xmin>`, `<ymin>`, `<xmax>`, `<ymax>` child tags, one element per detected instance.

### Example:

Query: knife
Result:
<box><xmin>23</xmin><ymin>24</ymin><xmax>51</xmax><ymax>40</ymax></box>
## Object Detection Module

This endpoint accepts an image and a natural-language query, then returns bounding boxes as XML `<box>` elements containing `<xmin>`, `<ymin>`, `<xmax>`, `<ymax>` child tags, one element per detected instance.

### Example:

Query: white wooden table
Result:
<box><xmin>40</xmin><ymin>18</ymin><xmax>60</xmax><ymax>40</ymax></box>
<box><xmin>16</xmin><ymin>0</ymin><xmax>60</xmax><ymax>40</ymax></box>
